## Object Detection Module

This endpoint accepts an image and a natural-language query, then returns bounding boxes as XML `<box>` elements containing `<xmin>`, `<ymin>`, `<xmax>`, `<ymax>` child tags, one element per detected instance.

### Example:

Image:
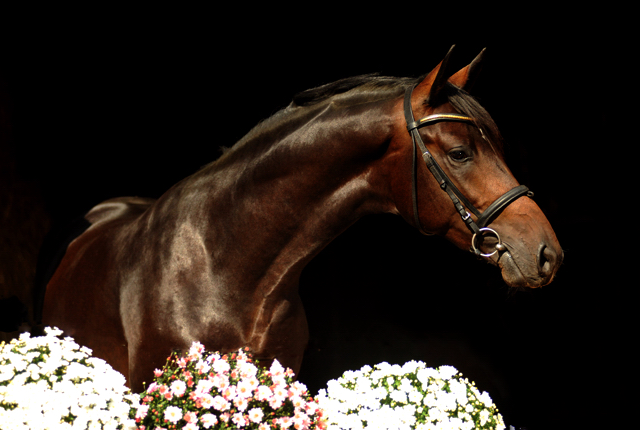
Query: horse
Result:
<box><xmin>40</xmin><ymin>46</ymin><xmax>563</xmax><ymax>393</ymax></box>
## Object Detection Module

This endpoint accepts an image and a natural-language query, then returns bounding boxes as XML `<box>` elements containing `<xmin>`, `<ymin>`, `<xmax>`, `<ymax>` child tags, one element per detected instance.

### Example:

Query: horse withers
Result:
<box><xmin>41</xmin><ymin>46</ymin><xmax>563</xmax><ymax>392</ymax></box>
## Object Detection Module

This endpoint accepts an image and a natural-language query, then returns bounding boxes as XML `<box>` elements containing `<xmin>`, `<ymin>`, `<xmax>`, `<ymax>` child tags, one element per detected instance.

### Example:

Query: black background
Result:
<box><xmin>1</xmin><ymin>6</ymin><xmax>628</xmax><ymax>429</ymax></box>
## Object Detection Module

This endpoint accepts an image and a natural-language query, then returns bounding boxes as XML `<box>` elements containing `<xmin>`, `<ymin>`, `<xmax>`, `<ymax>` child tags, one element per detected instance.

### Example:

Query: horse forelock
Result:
<box><xmin>435</xmin><ymin>83</ymin><xmax>505</xmax><ymax>155</ymax></box>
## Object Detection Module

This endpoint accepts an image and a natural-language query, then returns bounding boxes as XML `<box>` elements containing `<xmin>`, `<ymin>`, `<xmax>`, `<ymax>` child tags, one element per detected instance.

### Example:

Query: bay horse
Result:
<box><xmin>40</xmin><ymin>46</ymin><xmax>562</xmax><ymax>393</ymax></box>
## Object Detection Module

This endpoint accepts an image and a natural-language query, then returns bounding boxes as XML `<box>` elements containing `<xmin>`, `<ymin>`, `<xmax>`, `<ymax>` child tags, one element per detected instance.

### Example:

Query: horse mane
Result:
<box><xmin>290</xmin><ymin>73</ymin><xmax>414</xmax><ymax>107</ymax></box>
<box><xmin>216</xmin><ymin>73</ymin><xmax>503</xmax><ymax>163</ymax></box>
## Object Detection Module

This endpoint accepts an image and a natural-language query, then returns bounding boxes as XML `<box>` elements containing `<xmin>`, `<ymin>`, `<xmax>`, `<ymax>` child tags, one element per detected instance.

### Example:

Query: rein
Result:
<box><xmin>404</xmin><ymin>84</ymin><xmax>533</xmax><ymax>257</ymax></box>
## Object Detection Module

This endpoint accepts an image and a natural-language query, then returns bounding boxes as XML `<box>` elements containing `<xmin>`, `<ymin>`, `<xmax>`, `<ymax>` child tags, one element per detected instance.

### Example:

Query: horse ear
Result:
<box><xmin>414</xmin><ymin>45</ymin><xmax>457</xmax><ymax>106</ymax></box>
<box><xmin>449</xmin><ymin>48</ymin><xmax>486</xmax><ymax>92</ymax></box>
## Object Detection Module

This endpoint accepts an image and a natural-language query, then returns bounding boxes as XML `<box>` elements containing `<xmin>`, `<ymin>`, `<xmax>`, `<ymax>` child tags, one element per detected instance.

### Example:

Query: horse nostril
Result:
<box><xmin>538</xmin><ymin>244</ymin><xmax>558</xmax><ymax>278</ymax></box>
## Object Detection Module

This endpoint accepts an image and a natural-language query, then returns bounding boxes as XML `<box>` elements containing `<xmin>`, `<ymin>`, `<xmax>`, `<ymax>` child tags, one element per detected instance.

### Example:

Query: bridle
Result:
<box><xmin>404</xmin><ymin>84</ymin><xmax>533</xmax><ymax>257</ymax></box>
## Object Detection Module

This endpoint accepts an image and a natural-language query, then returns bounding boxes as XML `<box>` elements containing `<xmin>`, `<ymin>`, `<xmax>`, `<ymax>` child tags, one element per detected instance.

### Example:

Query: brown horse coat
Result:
<box><xmin>43</xmin><ymin>48</ymin><xmax>562</xmax><ymax>392</ymax></box>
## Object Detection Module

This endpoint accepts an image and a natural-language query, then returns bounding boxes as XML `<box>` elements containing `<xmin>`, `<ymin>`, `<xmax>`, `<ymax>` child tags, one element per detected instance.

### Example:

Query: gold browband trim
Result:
<box><xmin>417</xmin><ymin>113</ymin><xmax>474</xmax><ymax>126</ymax></box>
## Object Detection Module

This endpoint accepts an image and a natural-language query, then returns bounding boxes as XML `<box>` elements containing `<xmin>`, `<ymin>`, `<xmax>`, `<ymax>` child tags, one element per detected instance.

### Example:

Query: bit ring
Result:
<box><xmin>471</xmin><ymin>227</ymin><xmax>503</xmax><ymax>258</ymax></box>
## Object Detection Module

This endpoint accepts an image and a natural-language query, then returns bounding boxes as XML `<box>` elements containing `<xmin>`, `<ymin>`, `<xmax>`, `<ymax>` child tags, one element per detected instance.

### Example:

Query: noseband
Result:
<box><xmin>404</xmin><ymin>84</ymin><xmax>533</xmax><ymax>257</ymax></box>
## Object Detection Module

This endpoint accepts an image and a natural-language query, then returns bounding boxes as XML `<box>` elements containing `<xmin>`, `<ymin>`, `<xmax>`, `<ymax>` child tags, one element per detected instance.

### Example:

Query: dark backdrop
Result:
<box><xmin>1</xmin><ymin>6</ymin><xmax>627</xmax><ymax>429</ymax></box>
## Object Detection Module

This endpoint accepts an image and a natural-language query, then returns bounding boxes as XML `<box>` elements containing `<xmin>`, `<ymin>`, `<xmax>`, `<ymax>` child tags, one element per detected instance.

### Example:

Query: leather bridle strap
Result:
<box><xmin>476</xmin><ymin>184</ymin><xmax>531</xmax><ymax>228</ymax></box>
<box><xmin>404</xmin><ymin>84</ymin><xmax>533</xmax><ymax>255</ymax></box>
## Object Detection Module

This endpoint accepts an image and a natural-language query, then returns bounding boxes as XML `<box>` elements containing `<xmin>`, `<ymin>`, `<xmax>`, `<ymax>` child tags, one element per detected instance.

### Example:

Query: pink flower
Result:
<box><xmin>196</xmin><ymin>360</ymin><xmax>211</xmax><ymax>374</ymax></box>
<box><xmin>293</xmin><ymin>410</ymin><xmax>311</xmax><ymax>429</ymax></box>
<box><xmin>272</xmin><ymin>384</ymin><xmax>288</xmax><ymax>401</ymax></box>
<box><xmin>243</xmin><ymin>376</ymin><xmax>260</xmax><ymax>390</ymax></box>
<box><xmin>236</xmin><ymin>379</ymin><xmax>255</xmax><ymax>398</ymax></box>
<box><xmin>189</xmin><ymin>341</ymin><xmax>205</xmax><ymax>358</ymax></box>
<box><xmin>211</xmin><ymin>373</ymin><xmax>229</xmax><ymax>390</ymax></box>
<box><xmin>198</xmin><ymin>393</ymin><xmax>215</xmax><ymax>409</ymax></box>
<box><xmin>135</xmin><ymin>404</ymin><xmax>149</xmax><ymax>419</ymax></box>
<box><xmin>237</xmin><ymin>360</ymin><xmax>258</xmax><ymax>378</ymax></box>
<box><xmin>278</xmin><ymin>416</ymin><xmax>293</xmax><ymax>429</ymax></box>
<box><xmin>232</xmin><ymin>412</ymin><xmax>248</xmax><ymax>427</ymax></box>
<box><xmin>153</xmin><ymin>368</ymin><xmax>163</xmax><ymax>377</ymax></box>
<box><xmin>146</xmin><ymin>382</ymin><xmax>159</xmax><ymax>393</ymax></box>
<box><xmin>195</xmin><ymin>378</ymin><xmax>214</xmax><ymax>396</ymax></box>
<box><xmin>290</xmin><ymin>395</ymin><xmax>305</xmax><ymax>409</ymax></box>
<box><xmin>189</xmin><ymin>391</ymin><xmax>199</xmax><ymax>403</ymax></box>
<box><xmin>289</xmin><ymin>381</ymin><xmax>307</xmax><ymax>397</ymax></box>
<box><xmin>234</xmin><ymin>396</ymin><xmax>249</xmax><ymax>412</ymax></box>
<box><xmin>305</xmin><ymin>402</ymin><xmax>319</xmax><ymax>416</ymax></box>
<box><xmin>183</xmin><ymin>424</ymin><xmax>198</xmax><ymax>430</ymax></box>
<box><xmin>269</xmin><ymin>360</ymin><xmax>285</xmax><ymax>378</ymax></box>
<box><xmin>259</xmin><ymin>424</ymin><xmax>271</xmax><ymax>430</ymax></box>
<box><xmin>184</xmin><ymin>411</ymin><xmax>198</xmax><ymax>424</ymax></box>
<box><xmin>268</xmin><ymin>396</ymin><xmax>283</xmax><ymax>409</ymax></box>
<box><xmin>212</xmin><ymin>395</ymin><xmax>230</xmax><ymax>411</ymax></box>
<box><xmin>223</xmin><ymin>385</ymin><xmax>237</xmax><ymax>401</ymax></box>
<box><xmin>248</xmin><ymin>407</ymin><xmax>264</xmax><ymax>423</ymax></box>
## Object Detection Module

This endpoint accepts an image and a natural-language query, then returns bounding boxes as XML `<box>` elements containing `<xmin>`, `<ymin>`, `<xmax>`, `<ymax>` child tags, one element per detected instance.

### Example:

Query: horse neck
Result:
<box><xmin>150</xmin><ymin>98</ymin><xmax>397</xmax><ymax>293</ymax></box>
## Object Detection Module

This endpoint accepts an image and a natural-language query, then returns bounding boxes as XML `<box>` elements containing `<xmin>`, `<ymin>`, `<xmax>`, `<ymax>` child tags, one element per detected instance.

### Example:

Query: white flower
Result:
<box><xmin>437</xmin><ymin>365</ymin><xmax>458</xmax><ymax>379</ymax></box>
<box><xmin>195</xmin><ymin>359</ymin><xmax>211</xmax><ymax>374</ymax></box>
<box><xmin>248</xmin><ymin>407</ymin><xmax>265</xmax><ymax>423</ymax></box>
<box><xmin>212</xmin><ymin>356</ymin><xmax>230</xmax><ymax>374</ymax></box>
<box><xmin>401</xmin><ymin>360</ymin><xmax>422</xmax><ymax>374</ymax></box>
<box><xmin>416</xmin><ymin>367</ymin><xmax>438</xmax><ymax>385</ymax></box>
<box><xmin>170</xmin><ymin>379</ymin><xmax>187</xmax><ymax>396</ymax></box>
<box><xmin>164</xmin><ymin>405</ymin><xmax>183</xmax><ymax>423</ymax></box>
<box><xmin>408</xmin><ymin>389</ymin><xmax>423</xmax><ymax>403</ymax></box>
<box><xmin>479</xmin><ymin>391</ymin><xmax>494</xmax><ymax>407</ymax></box>
<box><xmin>436</xmin><ymin>391</ymin><xmax>457</xmax><ymax>412</ymax></box>
<box><xmin>318</xmin><ymin>360</ymin><xmax>505</xmax><ymax>430</ymax></box>
<box><xmin>0</xmin><ymin>327</ymin><xmax>133</xmax><ymax>430</ymax></box>
<box><xmin>390</xmin><ymin>389</ymin><xmax>407</xmax><ymax>404</ymax></box>
<box><xmin>399</xmin><ymin>377</ymin><xmax>413</xmax><ymax>393</ymax></box>
<box><xmin>201</xmin><ymin>413</ymin><xmax>218</xmax><ymax>428</ymax></box>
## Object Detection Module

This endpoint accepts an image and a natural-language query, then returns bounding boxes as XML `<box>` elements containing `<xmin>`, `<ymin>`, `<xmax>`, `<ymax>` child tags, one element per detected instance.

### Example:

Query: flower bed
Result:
<box><xmin>0</xmin><ymin>327</ymin><xmax>135</xmax><ymax>430</ymax></box>
<box><xmin>128</xmin><ymin>343</ymin><xmax>325</xmax><ymax>429</ymax></box>
<box><xmin>2</xmin><ymin>328</ymin><xmax>508</xmax><ymax>429</ymax></box>
<box><xmin>316</xmin><ymin>361</ymin><xmax>505</xmax><ymax>430</ymax></box>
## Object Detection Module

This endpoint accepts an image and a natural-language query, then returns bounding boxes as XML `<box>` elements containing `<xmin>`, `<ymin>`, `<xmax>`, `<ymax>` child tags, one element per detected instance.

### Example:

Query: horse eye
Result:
<box><xmin>448</xmin><ymin>149</ymin><xmax>471</xmax><ymax>162</ymax></box>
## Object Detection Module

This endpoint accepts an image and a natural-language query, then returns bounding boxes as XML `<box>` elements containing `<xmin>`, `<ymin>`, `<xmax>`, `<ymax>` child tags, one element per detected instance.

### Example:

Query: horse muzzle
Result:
<box><xmin>494</xmin><ymin>239</ymin><xmax>563</xmax><ymax>288</ymax></box>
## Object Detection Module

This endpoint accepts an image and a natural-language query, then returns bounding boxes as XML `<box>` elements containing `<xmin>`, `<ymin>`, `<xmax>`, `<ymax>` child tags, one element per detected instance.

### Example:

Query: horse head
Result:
<box><xmin>392</xmin><ymin>46</ymin><xmax>563</xmax><ymax>288</ymax></box>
